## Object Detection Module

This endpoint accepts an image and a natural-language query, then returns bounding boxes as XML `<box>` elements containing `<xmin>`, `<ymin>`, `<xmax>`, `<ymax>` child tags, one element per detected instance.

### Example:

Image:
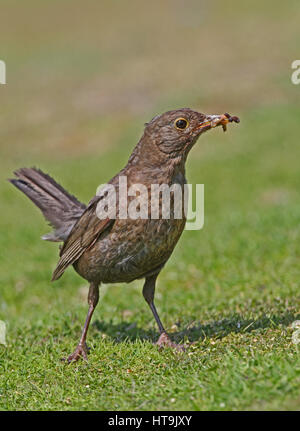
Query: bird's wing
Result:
<box><xmin>51</xmin><ymin>197</ymin><xmax>114</xmax><ymax>281</ymax></box>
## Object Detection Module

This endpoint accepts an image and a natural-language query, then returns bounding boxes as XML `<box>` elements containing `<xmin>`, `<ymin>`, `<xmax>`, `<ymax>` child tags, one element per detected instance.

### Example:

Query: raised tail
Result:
<box><xmin>9</xmin><ymin>167</ymin><xmax>86</xmax><ymax>242</ymax></box>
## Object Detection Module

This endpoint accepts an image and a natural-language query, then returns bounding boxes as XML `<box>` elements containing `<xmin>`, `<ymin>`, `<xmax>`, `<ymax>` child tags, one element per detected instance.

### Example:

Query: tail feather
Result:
<box><xmin>9</xmin><ymin>167</ymin><xmax>86</xmax><ymax>242</ymax></box>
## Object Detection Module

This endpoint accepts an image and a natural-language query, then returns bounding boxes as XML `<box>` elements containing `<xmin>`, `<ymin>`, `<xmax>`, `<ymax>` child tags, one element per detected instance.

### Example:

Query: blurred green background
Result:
<box><xmin>1</xmin><ymin>0</ymin><xmax>300</xmax><ymax>411</ymax></box>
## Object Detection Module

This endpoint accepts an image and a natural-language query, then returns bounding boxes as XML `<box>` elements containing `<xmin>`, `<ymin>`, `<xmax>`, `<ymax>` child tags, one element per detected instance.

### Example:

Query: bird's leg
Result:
<box><xmin>64</xmin><ymin>282</ymin><xmax>99</xmax><ymax>363</ymax></box>
<box><xmin>142</xmin><ymin>275</ymin><xmax>184</xmax><ymax>351</ymax></box>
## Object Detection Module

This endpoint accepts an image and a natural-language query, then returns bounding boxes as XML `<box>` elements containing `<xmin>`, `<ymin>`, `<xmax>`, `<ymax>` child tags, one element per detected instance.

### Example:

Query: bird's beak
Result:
<box><xmin>196</xmin><ymin>113</ymin><xmax>240</xmax><ymax>133</ymax></box>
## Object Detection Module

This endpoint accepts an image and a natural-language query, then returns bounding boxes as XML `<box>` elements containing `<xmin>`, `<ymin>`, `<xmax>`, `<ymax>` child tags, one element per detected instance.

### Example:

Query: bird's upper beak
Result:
<box><xmin>196</xmin><ymin>113</ymin><xmax>240</xmax><ymax>133</ymax></box>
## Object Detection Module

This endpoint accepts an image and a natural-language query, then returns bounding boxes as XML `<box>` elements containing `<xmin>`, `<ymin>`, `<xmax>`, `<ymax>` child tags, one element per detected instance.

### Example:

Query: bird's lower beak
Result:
<box><xmin>197</xmin><ymin>113</ymin><xmax>240</xmax><ymax>133</ymax></box>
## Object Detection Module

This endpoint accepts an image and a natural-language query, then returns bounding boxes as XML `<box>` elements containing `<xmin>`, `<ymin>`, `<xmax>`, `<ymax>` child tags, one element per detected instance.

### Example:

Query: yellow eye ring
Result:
<box><xmin>174</xmin><ymin>117</ymin><xmax>189</xmax><ymax>130</ymax></box>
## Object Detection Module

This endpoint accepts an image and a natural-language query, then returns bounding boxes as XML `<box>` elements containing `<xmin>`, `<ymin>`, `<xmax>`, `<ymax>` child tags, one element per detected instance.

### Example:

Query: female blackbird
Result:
<box><xmin>10</xmin><ymin>108</ymin><xmax>239</xmax><ymax>362</ymax></box>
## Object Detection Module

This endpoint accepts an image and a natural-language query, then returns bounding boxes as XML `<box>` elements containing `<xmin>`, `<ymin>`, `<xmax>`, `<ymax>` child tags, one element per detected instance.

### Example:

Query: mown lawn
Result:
<box><xmin>1</xmin><ymin>0</ymin><xmax>300</xmax><ymax>411</ymax></box>
<box><xmin>1</xmin><ymin>104</ymin><xmax>300</xmax><ymax>410</ymax></box>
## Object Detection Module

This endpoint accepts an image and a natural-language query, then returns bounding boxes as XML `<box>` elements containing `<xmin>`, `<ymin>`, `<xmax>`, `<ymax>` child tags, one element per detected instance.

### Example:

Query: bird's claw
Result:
<box><xmin>61</xmin><ymin>343</ymin><xmax>90</xmax><ymax>363</ymax></box>
<box><xmin>156</xmin><ymin>332</ymin><xmax>186</xmax><ymax>352</ymax></box>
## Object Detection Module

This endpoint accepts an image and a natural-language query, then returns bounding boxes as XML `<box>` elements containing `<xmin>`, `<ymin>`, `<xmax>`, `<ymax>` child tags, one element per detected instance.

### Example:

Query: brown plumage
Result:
<box><xmin>9</xmin><ymin>108</ymin><xmax>239</xmax><ymax>361</ymax></box>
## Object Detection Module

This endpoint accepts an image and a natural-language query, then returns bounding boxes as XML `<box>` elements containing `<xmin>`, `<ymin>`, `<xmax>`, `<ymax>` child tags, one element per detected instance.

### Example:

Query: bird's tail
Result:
<box><xmin>9</xmin><ymin>167</ymin><xmax>86</xmax><ymax>242</ymax></box>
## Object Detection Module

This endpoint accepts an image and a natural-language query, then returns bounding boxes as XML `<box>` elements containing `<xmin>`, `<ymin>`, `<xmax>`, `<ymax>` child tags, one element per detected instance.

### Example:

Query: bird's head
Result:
<box><xmin>143</xmin><ymin>108</ymin><xmax>240</xmax><ymax>161</ymax></box>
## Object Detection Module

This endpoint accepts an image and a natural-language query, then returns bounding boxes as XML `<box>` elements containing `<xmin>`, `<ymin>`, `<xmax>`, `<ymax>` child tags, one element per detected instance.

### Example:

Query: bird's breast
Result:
<box><xmin>75</xmin><ymin>172</ymin><xmax>187</xmax><ymax>283</ymax></box>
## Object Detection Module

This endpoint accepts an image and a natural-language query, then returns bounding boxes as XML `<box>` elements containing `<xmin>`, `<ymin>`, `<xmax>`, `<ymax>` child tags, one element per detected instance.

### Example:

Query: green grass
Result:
<box><xmin>1</xmin><ymin>0</ymin><xmax>300</xmax><ymax>411</ymax></box>
<box><xmin>1</xmin><ymin>105</ymin><xmax>300</xmax><ymax>411</ymax></box>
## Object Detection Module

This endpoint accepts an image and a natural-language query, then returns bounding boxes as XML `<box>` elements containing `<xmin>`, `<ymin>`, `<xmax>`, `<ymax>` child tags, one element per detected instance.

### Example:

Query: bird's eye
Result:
<box><xmin>174</xmin><ymin>118</ymin><xmax>189</xmax><ymax>130</ymax></box>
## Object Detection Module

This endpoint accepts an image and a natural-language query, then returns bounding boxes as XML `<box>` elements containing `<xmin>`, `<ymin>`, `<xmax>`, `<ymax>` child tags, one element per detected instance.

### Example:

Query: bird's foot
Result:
<box><xmin>156</xmin><ymin>332</ymin><xmax>185</xmax><ymax>352</ymax></box>
<box><xmin>62</xmin><ymin>342</ymin><xmax>89</xmax><ymax>363</ymax></box>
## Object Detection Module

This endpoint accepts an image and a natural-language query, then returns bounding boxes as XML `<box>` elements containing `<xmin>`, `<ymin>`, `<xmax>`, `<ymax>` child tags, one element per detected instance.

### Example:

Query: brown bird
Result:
<box><xmin>9</xmin><ymin>108</ymin><xmax>239</xmax><ymax>362</ymax></box>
